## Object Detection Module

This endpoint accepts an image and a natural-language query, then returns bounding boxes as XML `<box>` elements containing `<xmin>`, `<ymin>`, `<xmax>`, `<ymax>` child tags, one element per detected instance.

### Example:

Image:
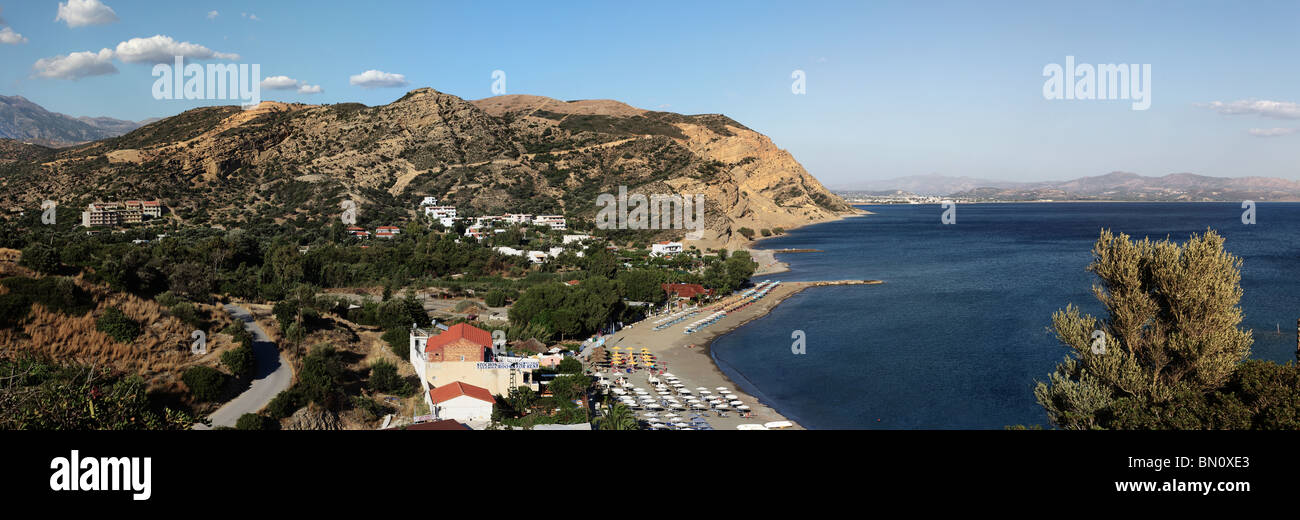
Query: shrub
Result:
<box><xmin>182</xmin><ymin>366</ymin><xmax>226</xmax><ymax>402</ymax></box>
<box><xmin>368</xmin><ymin>359</ymin><xmax>413</xmax><ymax>396</ymax></box>
<box><xmin>96</xmin><ymin>307</ymin><xmax>141</xmax><ymax>343</ymax></box>
<box><xmin>557</xmin><ymin>356</ymin><xmax>583</xmax><ymax>374</ymax></box>
<box><xmin>235</xmin><ymin>413</ymin><xmax>273</xmax><ymax>430</ymax></box>
<box><xmin>484</xmin><ymin>290</ymin><xmax>507</xmax><ymax>307</ymax></box>
<box><xmin>266</xmin><ymin>386</ymin><xmax>306</xmax><ymax>419</ymax></box>
<box><xmin>760</xmin><ymin>228</ymin><xmax>772</xmax><ymax>237</ymax></box>
<box><xmin>18</xmin><ymin>243</ymin><xmax>60</xmax><ymax>274</ymax></box>
<box><xmin>221</xmin><ymin>345</ymin><xmax>255</xmax><ymax>378</ymax></box>
<box><xmin>382</xmin><ymin>327</ymin><xmax>407</xmax><ymax>357</ymax></box>
<box><xmin>737</xmin><ymin>227</ymin><xmax>756</xmax><ymax>240</ymax></box>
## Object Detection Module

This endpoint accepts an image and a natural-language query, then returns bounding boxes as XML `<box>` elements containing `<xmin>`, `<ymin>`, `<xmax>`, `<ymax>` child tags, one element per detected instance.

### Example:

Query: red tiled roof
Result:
<box><xmin>662</xmin><ymin>283</ymin><xmax>712</xmax><ymax>299</ymax></box>
<box><xmin>429</xmin><ymin>381</ymin><xmax>496</xmax><ymax>405</ymax></box>
<box><xmin>425</xmin><ymin>322</ymin><xmax>493</xmax><ymax>354</ymax></box>
<box><xmin>383</xmin><ymin>419</ymin><xmax>470</xmax><ymax>430</ymax></box>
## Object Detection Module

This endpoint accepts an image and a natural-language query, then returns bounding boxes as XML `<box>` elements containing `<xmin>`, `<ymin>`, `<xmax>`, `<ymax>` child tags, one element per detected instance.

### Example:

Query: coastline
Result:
<box><xmin>612</xmin><ymin>280</ymin><xmax>881</xmax><ymax>430</ymax></box>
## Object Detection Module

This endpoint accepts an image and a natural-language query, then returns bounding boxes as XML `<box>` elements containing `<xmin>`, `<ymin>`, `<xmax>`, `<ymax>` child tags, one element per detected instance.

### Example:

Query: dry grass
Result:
<box><xmin>0</xmin><ymin>274</ymin><xmax>238</xmax><ymax>393</ymax></box>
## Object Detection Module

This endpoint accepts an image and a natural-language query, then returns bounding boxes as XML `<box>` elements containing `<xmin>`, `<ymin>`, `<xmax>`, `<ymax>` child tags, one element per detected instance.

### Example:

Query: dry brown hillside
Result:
<box><xmin>0</xmin><ymin>88</ymin><xmax>856</xmax><ymax>249</ymax></box>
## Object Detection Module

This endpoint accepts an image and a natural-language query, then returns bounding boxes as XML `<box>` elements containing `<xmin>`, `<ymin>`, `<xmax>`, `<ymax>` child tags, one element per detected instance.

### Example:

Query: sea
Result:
<box><xmin>709</xmin><ymin>202</ymin><xmax>1300</xmax><ymax>429</ymax></box>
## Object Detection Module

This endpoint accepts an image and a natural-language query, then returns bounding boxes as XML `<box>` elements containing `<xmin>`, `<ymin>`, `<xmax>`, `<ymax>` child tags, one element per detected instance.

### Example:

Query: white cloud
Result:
<box><xmin>261</xmin><ymin>75</ymin><xmax>299</xmax><ymax>90</ymax></box>
<box><xmin>114</xmin><ymin>35</ymin><xmax>239</xmax><ymax>64</ymax></box>
<box><xmin>1247</xmin><ymin>127</ymin><xmax>1298</xmax><ymax>137</ymax></box>
<box><xmin>206</xmin><ymin>10</ymin><xmax>219</xmax><ymax>20</ymax></box>
<box><xmin>241</xmin><ymin>12</ymin><xmax>260</xmax><ymax>21</ymax></box>
<box><xmin>349</xmin><ymin>70</ymin><xmax>408</xmax><ymax>88</ymax></box>
<box><xmin>32</xmin><ymin>48</ymin><xmax>117</xmax><ymax>80</ymax></box>
<box><xmin>1198</xmin><ymin>99</ymin><xmax>1300</xmax><ymax>120</ymax></box>
<box><xmin>261</xmin><ymin>76</ymin><xmax>324</xmax><ymax>94</ymax></box>
<box><xmin>0</xmin><ymin>27</ymin><xmax>26</xmax><ymax>45</ymax></box>
<box><xmin>55</xmin><ymin>0</ymin><xmax>119</xmax><ymax>28</ymax></box>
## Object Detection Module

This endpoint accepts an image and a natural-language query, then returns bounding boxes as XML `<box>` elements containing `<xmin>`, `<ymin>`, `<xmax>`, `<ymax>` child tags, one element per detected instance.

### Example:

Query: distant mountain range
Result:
<box><xmin>0</xmin><ymin>95</ymin><xmax>147</xmax><ymax>147</ymax></box>
<box><xmin>836</xmin><ymin>172</ymin><xmax>1300</xmax><ymax>202</ymax></box>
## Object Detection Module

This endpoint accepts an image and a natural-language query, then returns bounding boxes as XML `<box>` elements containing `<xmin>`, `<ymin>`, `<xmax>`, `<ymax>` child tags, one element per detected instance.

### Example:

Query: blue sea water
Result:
<box><xmin>709</xmin><ymin>202</ymin><xmax>1300</xmax><ymax>429</ymax></box>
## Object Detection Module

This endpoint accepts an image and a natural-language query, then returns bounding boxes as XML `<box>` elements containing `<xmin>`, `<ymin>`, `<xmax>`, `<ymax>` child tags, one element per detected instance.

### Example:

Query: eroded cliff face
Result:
<box><xmin>2</xmin><ymin>89</ymin><xmax>853</xmax><ymax>248</ymax></box>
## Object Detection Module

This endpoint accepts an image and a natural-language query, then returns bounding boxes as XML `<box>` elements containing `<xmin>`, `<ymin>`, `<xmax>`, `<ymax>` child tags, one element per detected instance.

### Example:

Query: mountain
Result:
<box><xmin>0</xmin><ymin>95</ymin><xmax>145</xmax><ymax>147</ymax></box>
<box><xmin>0</xmin><ymin>88</ymin><xmax>854</xmax><ymax>248</ymax></box>
<box><xmin>948</xmin><ymin>171</ymin><xmax>1300</xmax><ymax>201</ymax></box>
<box><xmin>849</xmin><ymin>172</ymin><xmax>1300</xmax><ymax>201</ymax></box>
<box><xmin>833</xmin><ymin>174</ymin><xmax>1026</xmax><ymax>196</ymax></box>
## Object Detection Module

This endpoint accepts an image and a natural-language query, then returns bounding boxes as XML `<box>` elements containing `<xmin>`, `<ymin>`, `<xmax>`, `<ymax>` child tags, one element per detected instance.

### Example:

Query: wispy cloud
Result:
<box><xmin>55</xmin><ymin>0</ymin><xmax>119</xmax><ymax>28</ymax></box>
<box><xmin>297</xmin><ymin>84</ymin><xmax>323</xmax><ymax>94</ymax></box>
<box><xmin>0</xmin><ymin>27</ymin><xmax>25</xmax><ymax>44</ymax></box>
<box><xmin>241</xmin><ymin>12</ymin><xmax>260</xmax><ymax>22</ymax></box>
<box><xmin>349</xmin><ymin>70</ymin><xmax>408</xmax><ymax>88</ymax></box>
<box><xmin>32</xmin><ymin>48</ymin><xmax>118</xmax><ymax>80</ymax></box>
<box><xmin>1198</xmin><ymin>99</ymin><xmax>1300</xmax><ymax>119</ymax></box>
<box><xmin>1247</xmin><ymin>127</ymin><xmax>1298</xmax><ymax>137</ymax></box>
<box><xmin>206</xmin><ymin>10</ymin><xmax>219</xmax><ymax>20</ymax></box>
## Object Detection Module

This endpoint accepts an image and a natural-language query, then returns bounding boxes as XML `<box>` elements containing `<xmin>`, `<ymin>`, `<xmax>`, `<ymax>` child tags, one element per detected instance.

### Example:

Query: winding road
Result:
<box><xmin>194</xmin><ymin>304</ymin><xmax>294</xmax><ymax>429</ymax></box>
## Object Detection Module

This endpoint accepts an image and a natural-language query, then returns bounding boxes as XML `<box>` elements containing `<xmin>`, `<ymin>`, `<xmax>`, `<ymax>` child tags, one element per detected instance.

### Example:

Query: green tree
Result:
<box><xmin>597</xmin><ymin>403</ymin><xmax>638</xmax><ymax>431</ymax></box>
<box><xmin>18</xmin><ymin>243</ymin><xmax>61</xmax><ymax>274</ymax></box>
<box><xmin>1035</xmin><ymin>229</ymin><xmax>1254</xmax><ymax>430</ymax></box>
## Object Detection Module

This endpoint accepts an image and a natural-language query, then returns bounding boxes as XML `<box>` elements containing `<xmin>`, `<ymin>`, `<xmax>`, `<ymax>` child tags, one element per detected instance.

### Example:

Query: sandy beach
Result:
<box><xmin>604</xmin><ymin>280</ymin><xmax>881</xmax><ymax>430</ymax></box>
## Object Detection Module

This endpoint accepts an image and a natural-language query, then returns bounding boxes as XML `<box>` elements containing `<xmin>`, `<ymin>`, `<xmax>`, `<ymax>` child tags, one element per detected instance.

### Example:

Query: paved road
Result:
<box><xmin>194</xmin><ymin>304</ymin><xmax>294</xmax><ymax>429</ymax></box>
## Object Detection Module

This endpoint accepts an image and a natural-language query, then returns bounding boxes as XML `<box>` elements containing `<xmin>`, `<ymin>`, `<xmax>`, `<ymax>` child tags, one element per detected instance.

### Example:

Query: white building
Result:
<box><xmin>562</xmin><ymin>234</ymin><xmax>592</xmax><ymax>245</ymax></box>
<box><xmin>533</xmin><ymin>215</ymin><xmax>567</xmax><ymax>230</ymax></box>
<box><xmin>426</xmin><ymin>382</ymin><xmax>496</xmax><ymax>423</ymax></box>
<box><xmin>495</xmin><ymin>246</ymin><xmax>524</xmax><ymax>257</ymax></box>
<box><xmin>503</xmin><ymin>213</ymin><xmax>533</xmax><ymax>225</ymax></box>
<box><xmin>424</xmin><ymin>205</ymin><xmax>457</xmax><ymax>219</ymax></box>
<box><xmin>419</xmin><ymin>196</ymin><xmax>439</xmax><ymax>206</ymax></box>
<box><xmin>650</xmin><ymin>241</ymin><xmax>683</xmax><ymax>257</ymax></box>
<box><xmin>527</xmin><ymin>251</ymin><xmax>549</xmax><ymax>264</ymax></box>
<box><xmin>438</xmin><ymin>217</ymin><xmax>456</xmax><ymax>228</ymax></box>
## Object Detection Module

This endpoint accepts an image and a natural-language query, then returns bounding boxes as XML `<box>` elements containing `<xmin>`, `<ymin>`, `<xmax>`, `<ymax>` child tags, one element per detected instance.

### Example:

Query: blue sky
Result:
<box><xmin>2</xmin><ymin>0</ymin><xmax>1298</xmax><ymax>186</ymax></box>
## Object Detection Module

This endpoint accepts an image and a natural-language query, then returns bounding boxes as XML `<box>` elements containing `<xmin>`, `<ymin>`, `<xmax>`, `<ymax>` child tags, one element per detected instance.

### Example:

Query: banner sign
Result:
<box><xmin>477</xmin><ymin>361</ymin><xmax>540</xmax><ymax>370</ymax></box>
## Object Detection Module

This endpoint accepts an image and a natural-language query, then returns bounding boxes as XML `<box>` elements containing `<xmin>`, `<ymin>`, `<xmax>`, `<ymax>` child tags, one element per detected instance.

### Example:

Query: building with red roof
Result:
<box><xmin>422</xmin><ymin>323</ymin><xmax>493</xmax><ymax>363</ymax></box>
<box><xmin>425</xmin><ymin>381</ymin><xmax>496</xmax><ymax>423</ymax></box>
<box><xmin>662</xmin><ymin>283</ymin><xmax>712</xmax><ymax>300</ymax></box>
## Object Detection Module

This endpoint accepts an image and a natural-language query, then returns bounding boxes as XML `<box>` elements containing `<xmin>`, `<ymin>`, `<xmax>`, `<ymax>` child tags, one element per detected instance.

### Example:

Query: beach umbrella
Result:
<box><xmin>724</xmin><ymin>394</ymin><xmax>738</xmax><ymax>400</ymax></box>
<box><xmin>696</xmin><ymin>387</ymin><xmax>707</xmax><ymax>391</ymax></box>
<box><xmin>716</xmin><ymin>387</ymin><xmax>728</xmax><ymax>392</ymax></box>
<box><xmin>736</xmin><ymin>405</ymin><xmax>751</xmax><ymax>411</ymax></box>
<box><xmin>730</xmin><ymin>400</ymin><xmax>744</xmax><ymax>406</ymax></box>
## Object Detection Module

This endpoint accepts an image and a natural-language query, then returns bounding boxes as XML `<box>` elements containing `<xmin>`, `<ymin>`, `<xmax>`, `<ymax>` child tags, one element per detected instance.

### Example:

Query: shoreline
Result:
<box><xmin>611</xmin><ymin>280</ymin><xmax>881</xmax><ymax>430</ymax></box>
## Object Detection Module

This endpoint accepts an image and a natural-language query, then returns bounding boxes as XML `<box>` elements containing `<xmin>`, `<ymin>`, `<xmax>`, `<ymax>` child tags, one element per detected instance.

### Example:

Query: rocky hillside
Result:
<box><xmin>0</xmin><ymin>88</ymin><xmax>854</xmax><ymax>248</ymax></box>
<box><xmin>0</xmin><ymin>95</ymin><xmax>144</xmax><ymax>147</ymax></box>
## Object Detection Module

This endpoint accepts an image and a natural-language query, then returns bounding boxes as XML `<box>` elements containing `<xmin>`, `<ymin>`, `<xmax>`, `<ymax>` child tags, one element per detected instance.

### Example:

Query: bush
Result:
<box><xmin>182</xmin><ymin>366</ymin><xmax>226</xmax><ymax>402</ymax></box>
<box><xmin>737</xmin><ymin>227</ymin><xmax>756</xmax><ymax>240</ymax></box>
<box><xmin>368</xmin><ymin>359</ymin><xmax>413</xmax><ymax>396</ymax></box>
<box><xmin>484</xmin><ymin>290</ymin><xmax>507</xmax><ymax>307</ymax></box>
<box><xmin>352</xmin><ymin>396</ymin><xmax>395</xmax><ymax>421</ymax></box>
<box><xmin>760</xmin><ymin>228</ymin><xmax>772</xmax><ymax>237</ymax></box>
<box><xmin>95</xmin><ymin>307</ymin><xmax>141</xmax><ymax>343</ymax></box>
<box><xmin>221</xmin><ymin>345</ymin><xmax>255</xmax><ymax>378</ymax></box>
<box><xmin>382</xmin><ymin>327</ymin><xmax>407</xmax><ymax>357</ymax></box>
<box><xmin>18</xmin><ymin>243</ymin><xmax>60</xmax><ymax>274</ymax></box>
<box><xmin>235</xmin><ymin>413</ymin><xmax>274</xmax><ymax>430</ymax></box>
<box><xmin>266</xmin><ymin>386</ymin><xmax>307</xmax><ymax>419</ymax></box>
